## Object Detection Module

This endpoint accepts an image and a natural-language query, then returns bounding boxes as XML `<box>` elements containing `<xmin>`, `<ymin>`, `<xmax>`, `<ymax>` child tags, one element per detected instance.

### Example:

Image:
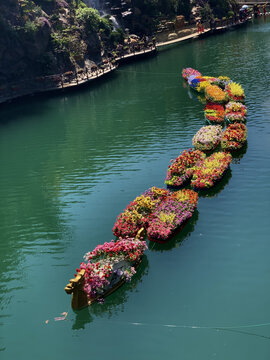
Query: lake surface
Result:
<box><xmin>1</xmin><ymin>17</ymin><xmax>270</xmax><ymax>359</ymax></box>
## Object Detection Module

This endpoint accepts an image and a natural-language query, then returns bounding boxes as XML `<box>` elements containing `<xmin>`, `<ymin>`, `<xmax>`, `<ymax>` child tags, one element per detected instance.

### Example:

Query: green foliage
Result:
<box><xmin>177</xmin><ymin>0</ymin><xmax>191</xmax><ymax>19</ymax></box>
<box><xmin>75</xmin><ymin>6</ymin><xmax>101</xmax><ymax>32</ymax></box>
<box><xmin>199</xmin><ymin>2</ymin><xmax>214</xmax><ymax>21</ymax></box>
<box><xmin>100</xmin><ymin>16</ymin><xmax>113</xmax><ymax>33</ymax></box>
<box><xmin>109</xmin><ymin>28</ymin><xmax>125</xmax><ymax>46</ymax></box>
<box><xmin>209</xmin><ymin>0</ymin><xmax>230</xmax><ymax>19</ymax></box>
<box><xmin>20</xmin><ymin>0</ymin><xmax>43</xmax><ymax>16</ymax></box>
<box><xmin>51</xmin><ymin>27</ymin><xmax>87</xmax><ymax>60</ymax></box>
<box><xmin>24</xmin><ymin>20</ymin><xmax>39</xmax><ymax>34</ymax></box>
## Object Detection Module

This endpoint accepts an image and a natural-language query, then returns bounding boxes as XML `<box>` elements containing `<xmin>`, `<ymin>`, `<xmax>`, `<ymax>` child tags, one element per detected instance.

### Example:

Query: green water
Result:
<box><xmin>1</xmin><ymin>18</ymin><xmax>270</xmax><ymax>359</ymax></box>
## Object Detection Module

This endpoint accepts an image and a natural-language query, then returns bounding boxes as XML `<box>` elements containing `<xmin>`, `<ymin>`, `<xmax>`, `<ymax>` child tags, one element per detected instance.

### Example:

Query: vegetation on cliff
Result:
<box><xmin>0</xmin><ymin>0</ymin><xmax>123</xmax><ymax>82</ymax></box>
<box><xmin>0</xmin><ymin>0</ymin><xmax>239</xmax><ymax>83</ymax></box>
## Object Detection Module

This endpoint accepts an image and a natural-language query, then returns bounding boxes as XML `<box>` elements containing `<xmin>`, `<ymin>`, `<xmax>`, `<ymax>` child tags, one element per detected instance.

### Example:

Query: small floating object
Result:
<box><xmin>221</xmin><ymin>123</ymin><xmax>247</xmax><ymax>151</ymax></box>
<box><xmin>147</xmin><ymin>189</ymin><xmax>198</xmax><ymax>242</ymax></box>
<box><xmin>65</xmin><ymin>233</ymin><xmax>147</xmax><ymax>310</ymax></box>
<box><xmin>165</xmin><ymin>149</ymin><xmax>206</xmax><ymax>188</ymax></box>
<box><xmin>192</xmin><ymin>125</ymin><xmax>223</xmax><ymax>151</ymax></box>
<box><xmin>182</xmin><ymin>68</ymin><xmax>201</xmax><ymax>80</ymax></box>
<box><xmin>204</xmin><ymin>103</ymin><xmax>225</xmax><ymax>124</ymax></box>
<box><xmin>225</xmin><ymin>101</ymin><xmax>247</xmax><ymax>123</ymax></box>
<box><xmin>225</xmin><ymin>82</ymin><xmax>245</xmax><ymax>103</ymax></box>
<box><xmin>205</xmin><ymin>84</ymin><xmax>228</xmax><ymax>104</ymax></box>
<box><xmin>191</xmin><ymin>152</ymin><xmax>232</xmax><ymax>189</ymax></box>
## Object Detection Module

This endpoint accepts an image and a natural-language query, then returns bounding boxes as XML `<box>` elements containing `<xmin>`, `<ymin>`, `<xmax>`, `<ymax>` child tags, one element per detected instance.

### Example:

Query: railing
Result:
<box><xmin>0</xmin><ymin>62</ymin><xmax>116</xmax><ymax>103</ymax></box>
<box><xmin>0</xmin><ymin>40</ymin><xmax>157</xmax><ymax>104</ymax></box>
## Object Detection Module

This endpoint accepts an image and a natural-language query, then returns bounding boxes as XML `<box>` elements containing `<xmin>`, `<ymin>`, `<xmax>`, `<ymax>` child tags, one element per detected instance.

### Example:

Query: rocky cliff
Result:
<box><xmin>0</xmin><ymin>0</ymin><xmax>118</xmax><ymax>83</ymax></box>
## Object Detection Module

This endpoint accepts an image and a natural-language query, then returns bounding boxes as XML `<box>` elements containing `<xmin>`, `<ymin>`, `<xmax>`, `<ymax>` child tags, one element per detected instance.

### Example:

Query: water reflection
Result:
<box><xmin>230</xmin><ymin>142</ymin><xmax>248</xmax><ymax>164</ymax></box>
<box><xmin>71</xmin><ymin>255</ymin><xmax>149</xmax><ymax>330</ymax></box>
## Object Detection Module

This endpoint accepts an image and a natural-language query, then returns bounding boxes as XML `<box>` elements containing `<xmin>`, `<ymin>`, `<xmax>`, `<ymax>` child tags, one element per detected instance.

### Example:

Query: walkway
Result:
<box><xmin>114</xmin><ymin>46</ymin><xmax>157</xmax><ymax>63</ymax></box>
<box><xmin>156</xmin><ymin>18</ymin><xmax>251</xmax><ymax>48</ymax></box>
<box><xmin>0</xmin><ymin>64</ymin><xmax>118</xmax><ymax>105</ymax></box>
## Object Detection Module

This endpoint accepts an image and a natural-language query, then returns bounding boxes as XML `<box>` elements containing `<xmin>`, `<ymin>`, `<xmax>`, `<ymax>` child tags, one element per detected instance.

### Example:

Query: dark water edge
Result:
<box><xmin>1</xmin><ymin>17</ymin><xmax>270</xmax><ymax>360</ymax></box>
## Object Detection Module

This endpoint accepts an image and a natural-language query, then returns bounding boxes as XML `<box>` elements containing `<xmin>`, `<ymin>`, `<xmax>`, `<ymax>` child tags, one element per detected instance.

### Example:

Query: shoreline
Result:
<box><xmin>0</xmin><ymin>18</ymin><xmax>251</xmax><ymax>107</ymax></box>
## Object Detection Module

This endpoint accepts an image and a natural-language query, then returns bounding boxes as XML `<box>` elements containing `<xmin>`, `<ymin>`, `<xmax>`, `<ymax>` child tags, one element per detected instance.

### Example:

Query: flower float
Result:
<box><xmin>192</xmin><ymin>125</ymin><xmax>223</xmax><ymax>151</ymax></box>
<box><xmin>165</xmin><ymin>149</ymin><xmax>206</xmax><ymax>187</ymax></box>
<box><xmin>191</xmin><ymin>152</ymin><xmax>232</xmax><ymax>189</ymax></box>
<box><xmin>188</xmin><ymin>76</ymin><xmax>211</xmax><ymax>93</ymax></box>
<box><xmin>225</xmin><ymin>101</ymin><xmax>247</xmax><ymax>123</ymax></box>
<box><xmin>182</xmin><ymin>68</ymin><xmax>201</xmax><ymax>80</ymax></box>
<box><xmin>147</xmin><ymin>189</ymin><xmax>198</xmax><ymax>242</ymax></box>
<box><xmin>204</xmin><ymin>103</ymin><xmax>225</xmax><ymax>123</ymax></box>
<box><xmin>225</xmin><ymin>82</ymin><xmax>245</xmax><ymax>102</ymax></box>
<box><xmin>205</xmin><ymin>84</ymin><xmax>228</xmax><ymax>104</ymax></box>
<box><xmin>221</xmin><ymin>123</ymin><xmax>247</xmax><ymax>150</ymax></box>
<box><xmin>113</xmin><ymin>187</ymin><xmax>170</xmax><ymax>238</ymax></box>
<box><xmin>212</xmin><ymin>76</ymin><xmax>231</xmax><ymax>89</ymax></box>
<box><xmin>71</xmin><ymin>238</ymin><xmax>148</xmax><ymax>305</ymax></box>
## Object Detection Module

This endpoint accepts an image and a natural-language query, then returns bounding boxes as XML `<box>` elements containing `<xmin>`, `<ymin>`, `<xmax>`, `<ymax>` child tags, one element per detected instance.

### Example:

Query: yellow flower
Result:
<box><xmin>134</xmin><ymin>195</ymin><xmax>155</xmax><ymax>212</ymax></box>
<box><xmin>218</xmin><ymin>76</ymin><xmax>230</xmax><ymax>81</ymax></box>
<box><xmin>228</xmin><ymin>82</ymin><xmax>245</xmax><ymax>97</ymax></box>
<box><xmin>158</xmin><ymin>212</ymin><xmax>176</xmax><ymax>224</ymax></box>
<box><xmin>205</xmin><ymin>85</ymin><xmax>228</xmax><ymax>103</ymax></box>
<box><xmin>197</xmin><ymin>81</ymin><xmax>211</xmax><ymax>92</ymax></box>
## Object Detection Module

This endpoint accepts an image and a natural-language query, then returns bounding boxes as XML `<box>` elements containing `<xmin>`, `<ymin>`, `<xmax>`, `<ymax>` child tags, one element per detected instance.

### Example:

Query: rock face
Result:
<box><xmin>0</xmin><ymin>1</ymin><xmax>103</xmax><ymax>83</ymax></box>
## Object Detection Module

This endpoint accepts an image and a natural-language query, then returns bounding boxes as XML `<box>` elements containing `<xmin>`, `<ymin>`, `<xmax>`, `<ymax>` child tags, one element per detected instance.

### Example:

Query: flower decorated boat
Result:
<box><xmin>182</xmin><ymin>68</ymin><xmax>201</xmax><ymax>80</ymax></box>
<box><xmin>113</xmin><ymin>187</ymin><xmax>170</xmax><ymax>238</ymax></box>
<box><xmin>65</xmin><ymin>233</ymin><xmax>147</xmax><ymax>310</ymax></box>
<box><xmin>147</xmin><ymin>189</ymin><xmax>198</xmax><ymax>243</ymax></box>
<box><xmin>192</xmin><ymin>125</ymin><xmax>223</xmax><ymax>151</ymax></box>
<box><xmin>225</xmin><ymin>82</ymin><xmax>245</xmax><ymax>103</ymax></box>
<box><xmin>204</xmin><ymin>103</ymin><xmax>225</xmax><ymax>124</ymax></box>
<box><xmin>225</xmin><ymin>101</ymin><xmax>247</xmax><ymax>123</ymax></box>
<box><xmin>191</xmin><ymin>152</ymin><xmax>232</xmax><ymax>189</ymax></box>
<box><xmin>165</xmin><ymin>149</ymin><xmax>206</xmax><ymax>187</ymax></box>
<box><xmin>221</xmin><ymin>123</ymin><xmax>247</xmax><ymax>150</ymax></box>
<box><xmin>189</xmin><ymin>76</ymin><xmax>211</xmax><ymax>93</ymax></box>
<box><xmin>212</xmin><ymin>76</ymin><xmax>231</xmax><ymax>89</ymax></box>
<box><xmin>205</xmin><ymin>84</ymin><xmax>228</xmax><ymax>104</ymax></box>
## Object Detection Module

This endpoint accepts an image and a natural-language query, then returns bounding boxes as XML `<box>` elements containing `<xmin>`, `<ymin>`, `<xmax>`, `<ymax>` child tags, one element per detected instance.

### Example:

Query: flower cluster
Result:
<box><xmin>191</xmin><ymin>152</ymin><xmax>232</xmax><ymax>189</ymax></box>
<box><xmin>192</xmin><ymin>125</ymin><xmax>223</xmax><ymax>151</ymax></box>
<box><xmin>225</xmin><ymin>82</ymin><xmax>245</xmax><ymax>102</ymax></box>
<box><xmin>203</xmin><ymin>76</ymin><xmax>219</xmax><ymax>83</ymax></box>
<box><xmin>113</xmin><ymin>187</ymin><xmax>170</xmax><ymax>237</ymax></box>
<box><xmin>189</xmin><ymin>76</ymin><xmax>211</xmax><ymax>93</ymax></box>
<box><xmin>205</xmin><ymin>85</ymin><xmax>228</xmax><ymax>104</ymax></box>
<box><xmin>171</xmin><ymin>188</ymin><xmax>199</xmax><ymax>207</ymax></box>
<box><xmin>221</xmin><ymin>123</ymin><xmax>247</xmax><ymax>150</ymax></box>
<box><xmin>165</xmin><ymin>149</ymin><xmax>206</xmax><ymax>187</ymax></box>
<box><xmin>147</xmin><ymin>189</ymin><xmax>198</xmax><ymax>241</ymax></box>
<box><xmin>218</xmin><ymin>76</ymin><xmax>231</xmax><ymax>82</ymax></box>
<box><xmin>212</xmin><ymin>76</ymin><xmax>231</xmax><ymax>89</ymax></box>
<box><xmin>204</xmin><ymin>103</ymin><xmax>225</xmax><ymax>123</ymax></box>
<box><xmin>196</xmin><ymin>80</ymin><xmax>211</xmax><ymax>92</ymax></box>
<box><xmin>225</xmin><ymin>101</ymin><xmax>247</xmax><ymax>123</ymax></box>
<box><xmin>182</xmin><ymin>68</ymin><xmax>201</xmax><ymax>80</ymax></box>
<box><xmin>78</xmin><ymin>238</ymin><xmax>147</xmax><ymax>299</ymax></box>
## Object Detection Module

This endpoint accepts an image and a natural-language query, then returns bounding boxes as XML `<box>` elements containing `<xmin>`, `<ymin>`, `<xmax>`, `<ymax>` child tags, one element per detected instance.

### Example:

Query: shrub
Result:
<box><xmin>75</xmin><ymin>6</ymin><xmax>101</xmax><ymax>32</ymax></box>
